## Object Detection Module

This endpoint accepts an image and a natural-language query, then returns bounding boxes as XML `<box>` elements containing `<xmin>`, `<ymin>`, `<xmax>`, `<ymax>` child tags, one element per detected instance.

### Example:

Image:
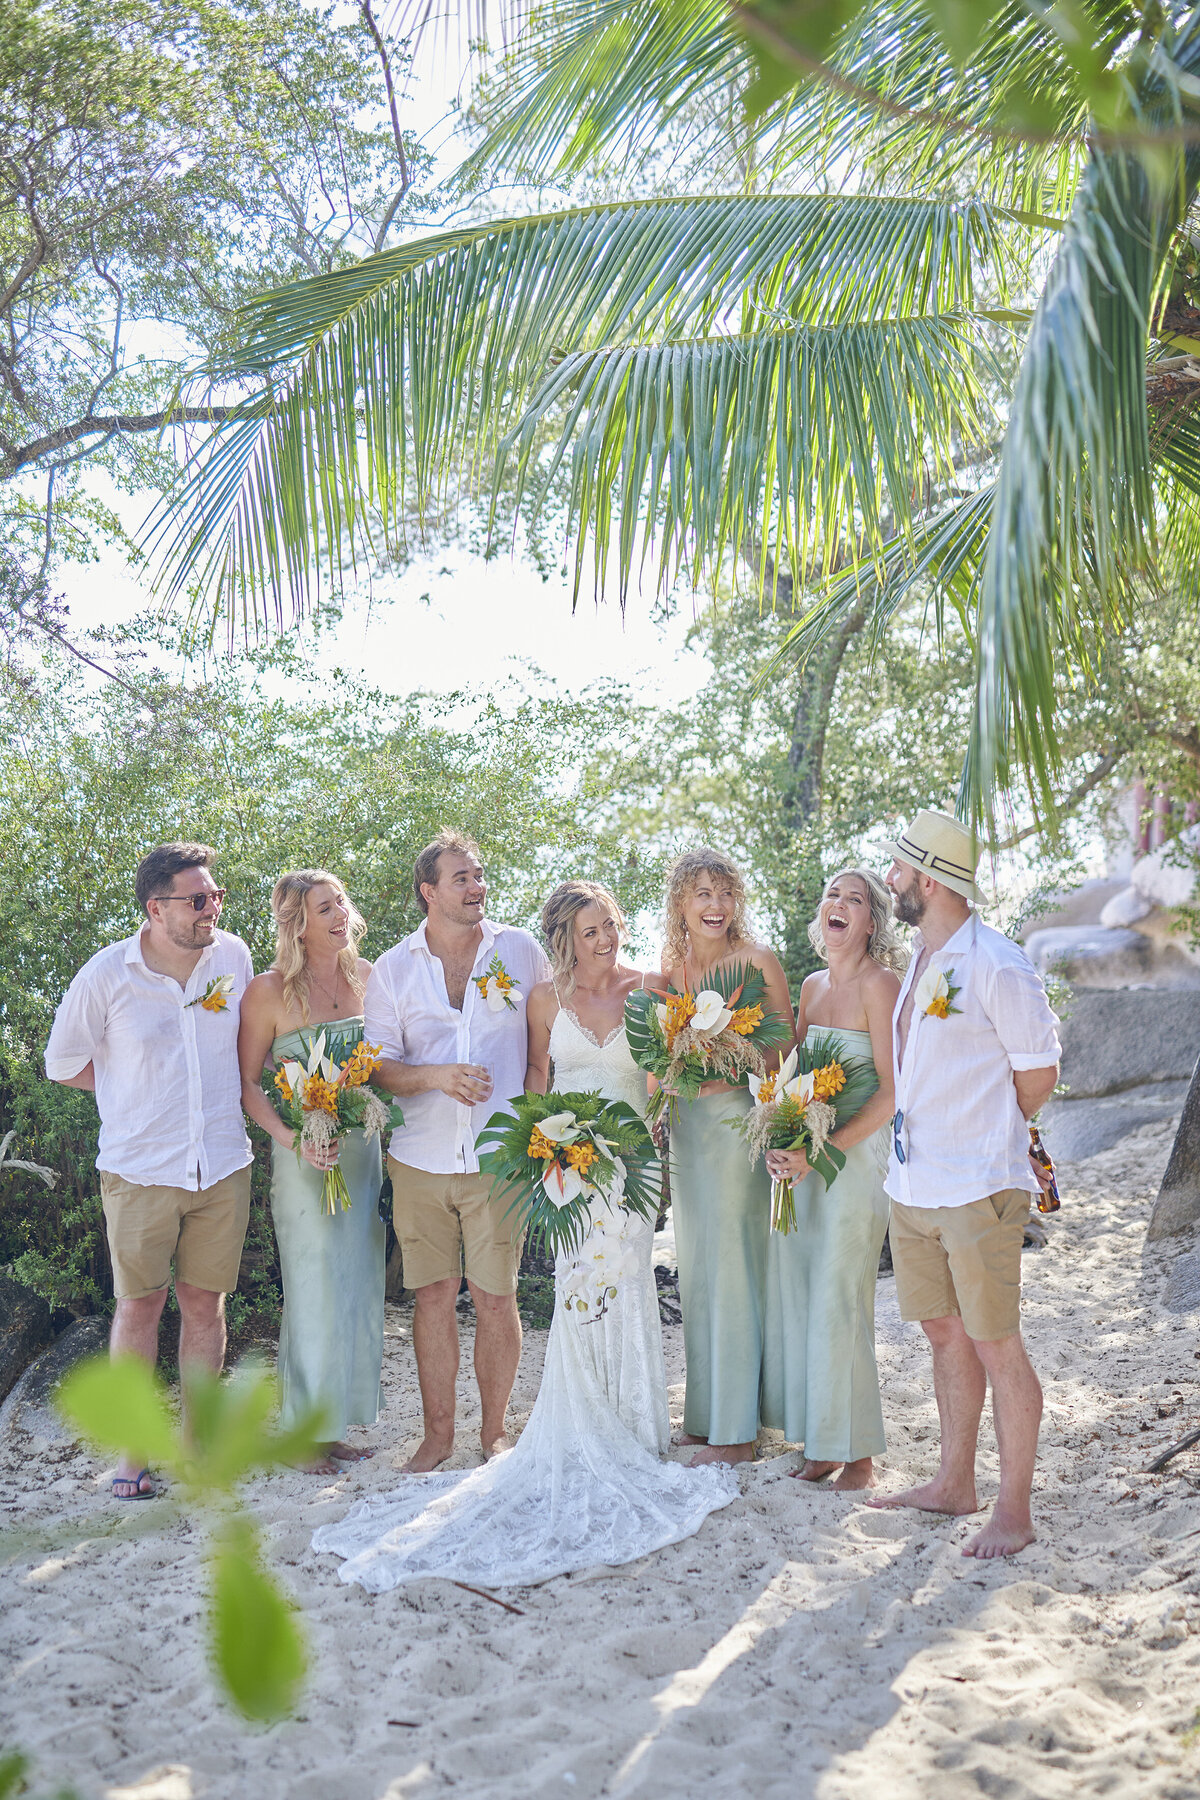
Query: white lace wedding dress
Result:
<box><xmin>311</xmin><ymin>1008</ymin><xmax>738</xmax><ymax>1590</ymax></box>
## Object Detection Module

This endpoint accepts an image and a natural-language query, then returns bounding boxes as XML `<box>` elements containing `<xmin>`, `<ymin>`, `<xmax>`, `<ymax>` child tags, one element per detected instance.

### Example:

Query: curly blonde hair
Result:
<box><xmin>661</xmin><ymin>849</ymin><xmax>752</xmax><ymax>973</ymax></box>
<box><xmin>271</xmin><ymin>869</ymin><xmax>367</xmax><ymax>1023</ymax></box>
<box><xmin>807</xmin><ymin>867</ymin><xmax>909</xmax><ymax>975</ymax></box>
<box><xmin>541</xmin><ymin>881</ymin><xmax>630</xmax><ymax>997</ymax></box>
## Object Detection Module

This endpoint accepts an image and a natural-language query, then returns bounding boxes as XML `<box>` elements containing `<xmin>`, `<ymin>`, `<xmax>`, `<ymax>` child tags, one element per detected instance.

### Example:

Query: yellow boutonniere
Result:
<box><xmin>913</xmin><ymin>965</ymin><xmax>962</xmax><ymax>1019</ymax></box>
<box><xmin>474</xmin><ymin>952</ymin><xmax>520</xmax><ymax>1013</ymax></box>
<box><xmin>187</xmin><ymin>974</ymin><xmax>236</xmax><ymax>1014</ymax></box>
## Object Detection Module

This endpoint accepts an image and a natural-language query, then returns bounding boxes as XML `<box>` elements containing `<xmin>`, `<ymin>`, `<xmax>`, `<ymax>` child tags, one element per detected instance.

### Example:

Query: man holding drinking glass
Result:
<box><xmin>366</xmin><ymin>829</ymin><xmax>550</xmax><ymax>1471</ymax></box>
<box><xmin>45</xmin><ymin>842</ymin><xmax>253</xmax><ymax>1499</ymax></box>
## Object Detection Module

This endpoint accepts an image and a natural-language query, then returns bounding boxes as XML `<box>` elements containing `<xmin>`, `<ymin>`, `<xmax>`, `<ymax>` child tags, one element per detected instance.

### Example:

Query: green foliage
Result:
<box><xmin>57</xmin><ymin>1353</ymin><xmax>316</xmax><ymax>1721</ymax></box>
<box><xmin>0</xmin><ymin>632</ymin><xmax>665</xmax><ymax>1317</ymax></box>
<box><xmin>210</xmin><ymin>1514</ymin><xmax>306</xmax><ymax>1724</ymax></box>
<box><xmin>476</xmin><ymin>1093</ymin><xmax>659</xmax><ymax>1258</ymax></box>
<box><xmin>0</xmin><ymin>1750</ymin><xmax>76</xmax><ymax>1800</ymax></box>
<box><xmin>624</xmin><ymin>960</ymin><xmax>792</xmax><ymax>1119</ymax></box>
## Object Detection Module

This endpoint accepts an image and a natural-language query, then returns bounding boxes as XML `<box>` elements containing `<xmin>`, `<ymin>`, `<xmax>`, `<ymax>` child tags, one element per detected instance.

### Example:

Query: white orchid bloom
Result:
<box><xmin>913</xmin><ymin>965</ymin><xmax>950</xmax><ymax>1015</ymax></box>
<box><xmin>690</xmin><ymin>989</ymin><xmax>734</xmax><ymax>1035</ymax></box>
<box><xmin>538</xmin><ymin>1111</ymin><xmax>582</xmax><ymax>1144</ymax></box>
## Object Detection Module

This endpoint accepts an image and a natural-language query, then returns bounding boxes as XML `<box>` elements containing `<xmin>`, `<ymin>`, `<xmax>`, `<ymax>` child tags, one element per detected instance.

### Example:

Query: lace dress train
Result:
<box><xmin>311</xmin><ymin>1008</ymin><xmax>737</xmax><ymax>1590</ymax></box>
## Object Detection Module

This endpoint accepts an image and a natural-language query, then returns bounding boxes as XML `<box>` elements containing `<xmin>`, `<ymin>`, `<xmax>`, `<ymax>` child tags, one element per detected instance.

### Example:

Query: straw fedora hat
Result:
<box><xmin>882</xmin><ymin>809</ymin><xmax>986</xmax><ymax>905</ymax></box>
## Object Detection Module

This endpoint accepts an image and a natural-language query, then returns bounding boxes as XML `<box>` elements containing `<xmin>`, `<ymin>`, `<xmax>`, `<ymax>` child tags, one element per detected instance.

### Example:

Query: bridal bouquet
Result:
<box><xmin>739</xmin><ymin>1033</ymin><xmax>878</xmax><ymax>1234</ymax></box>
<box><xmin>477</xmin><ymin>1091</ymin><xmax>660</xmax><ymax>1316</ymax></box>
<box><xmin>266</xmin><ymin>1029</ymin><xmax>404</xmax><ymax>1215</ymax></box>
<box><xmin>624</xmin><ymin>961</ymin><xmax>791</xmax><ymax>1123</ymax></box>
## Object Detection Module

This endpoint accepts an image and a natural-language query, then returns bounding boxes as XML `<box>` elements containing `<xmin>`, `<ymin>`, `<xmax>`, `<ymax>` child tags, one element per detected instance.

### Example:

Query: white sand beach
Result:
<box><xmin>4</xmin><ymin>1119</ymin><xmax>1200</xmax><ymax>1800</ymax></box>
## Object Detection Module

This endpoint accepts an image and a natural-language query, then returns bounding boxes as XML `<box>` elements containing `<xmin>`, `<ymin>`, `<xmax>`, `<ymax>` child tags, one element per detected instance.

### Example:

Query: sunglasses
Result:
<box><xmin>152</xmin><ymin>889</ymin><xmax>226</xmax><ymax>913</ymax></box>
<box><xmin>891</xmin><ymin>1108</ymin><xmax>906</xmax><ymax>1164</ymax></box>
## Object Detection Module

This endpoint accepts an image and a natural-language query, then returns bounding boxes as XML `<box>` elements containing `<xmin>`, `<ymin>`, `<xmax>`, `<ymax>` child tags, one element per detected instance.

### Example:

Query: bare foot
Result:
<box><xmin>675</xmin><ymin>1433</ymin><xmax>708</xmax><ymax>1447</ymax></box>
<box><xmin>689</xmin><ymin>1442</ymin><xmax>755</xmax><ymax>1467</ymax></box>
<box><xmin>329</xmin><ymin>1441</ymin><xmax>375</xmax><ymax>1463</ymax></box>
<box><xmin>788</xmin><ymin>1459</ymin><xmax>841</xmax><ymax>1483</ymax></box>
<box><xmin>481</xmin><ymin>1433</ymin><xmax>511</xmax><ymax>1460</ymax></box>
<box><xmin>402</xmin><ymin>1432</ymin><xmax>454</xmax><ymax>1473</ymax></box>
<box><xmin>295</xmin><ymin>1453</ymin><xmax>340</xmax><ymax>1476</ymax></box>
<box><xmin>961</xmin><ymin>1511</ymin><xmax>1035</xmax><ymax>1558</ymax></box>
<box><xmin>831</xmin><ymin>1457</ymin><xmax>876</xmax><ymax>1493</ymax></box>
<box><xmin>867</xmin><ymin>1477</ymin><xmax>977</xmax><ymax>1515</ymax></box>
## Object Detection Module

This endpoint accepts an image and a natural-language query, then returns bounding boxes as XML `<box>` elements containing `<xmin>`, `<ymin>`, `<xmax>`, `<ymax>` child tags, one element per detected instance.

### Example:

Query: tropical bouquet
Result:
<box><xmin>740</xmin><ymin>1032</ymin><xmax>879</xmax><ymax>1234</ymax></box>
<box><xmin>476</xmin><ymin>1090</ymin><xmax>661</xmax><ymax>1320</ymax></box>
<box><xmin>266</xmin><ymin>1029</ymin><xmax>404</xmax><ymax>1215</ymax></box>
<box><xmin>624</xmin><ymin>960</ymin><xmax>792</xmax><ymax>1124</ymax></box>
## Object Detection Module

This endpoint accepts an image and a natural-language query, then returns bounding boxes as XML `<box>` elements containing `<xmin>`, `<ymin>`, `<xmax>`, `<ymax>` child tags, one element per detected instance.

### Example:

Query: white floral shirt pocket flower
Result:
<box><xmin>473</xmin><ymin>953</ymin><xmax>520</xmax><ymax>1012</ymax></box>
<box><xmin>913</xmin><ymin>964</ymin><xmax>961</xmax><ymax>1020</ymax></box>
<box><xmin>186</xmin><ymin>973</ymin><xmax>236</xmax><ymax>1013</ymax></box>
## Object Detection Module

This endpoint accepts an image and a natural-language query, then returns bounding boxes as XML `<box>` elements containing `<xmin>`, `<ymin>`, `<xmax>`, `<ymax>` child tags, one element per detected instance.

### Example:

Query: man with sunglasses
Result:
<box><xmin>870</xmin><ymin>810</ymin><xmax>1060</xmax><ymax>1559</ymax></box>
<box><xmin>46</xmin><ymin>842</ymin><xmax>253</xmax><ymax>1499</ymax></box>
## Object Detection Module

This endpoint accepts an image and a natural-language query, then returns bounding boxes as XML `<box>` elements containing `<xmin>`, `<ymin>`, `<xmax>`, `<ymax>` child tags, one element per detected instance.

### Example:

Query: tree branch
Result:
<box><xmin>995</xmin><ymin>752</ymin><xmax>1123</xmax><ymax>848</ymax></box>
<box><xmin>2</xmin><ymin>406</ymin><xmax>233</xmax><ymax>477</ymax></box>
<box><xmin>361</xmin><ymin>0</ymin><xmax>412</xmax><ymax>253</ymax></box>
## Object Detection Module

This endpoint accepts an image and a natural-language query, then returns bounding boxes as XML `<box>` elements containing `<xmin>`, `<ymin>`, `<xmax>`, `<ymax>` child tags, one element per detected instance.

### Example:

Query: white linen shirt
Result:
<box><xmin>886</xmin><ymin>913</ymin><xmax>1060</xmax><ymax>1209</ymax></box>
<box><xmin>44</xmin><ymin>927</ymin><xmax>254</xmax><ymax>1189</ymax></box>
<box><xmin>364</xmin><ymin>918</ymin><xmax>551</xmax><ymax>1175</ymax></box>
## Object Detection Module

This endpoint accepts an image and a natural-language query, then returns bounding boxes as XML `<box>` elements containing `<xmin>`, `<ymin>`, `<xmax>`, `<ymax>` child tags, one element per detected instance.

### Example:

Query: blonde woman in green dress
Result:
<box><xmin>239</xmin><ymin>870</ymin><xmax>385</xmax><ymax>1474</ymax></box>
<box><xmin>653</xmin><ymin>850</ymin><xmax>794</xmax><ymax>1468</ymax></box>
<box><xmin>761</xmin><ymin>869</ymin><xmax>906</xmax><ymax>1492</ymax></box>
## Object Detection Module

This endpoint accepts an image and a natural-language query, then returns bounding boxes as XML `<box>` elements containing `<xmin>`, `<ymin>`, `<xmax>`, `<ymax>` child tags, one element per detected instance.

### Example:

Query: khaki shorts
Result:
<box><xmin>388</xmin><ymin>1156</ymin><xmax>522</xmax><ymax>1295</ymax></box>
<box><xmin>890</xmin><ymin>1189</ymin><xmax>1031</xmax><ymax>1342</ymax></box>
<box><xmin>99</xmin><ymin>1166</ymin><xmax>252</xmax><ymax>1300</ymax></box>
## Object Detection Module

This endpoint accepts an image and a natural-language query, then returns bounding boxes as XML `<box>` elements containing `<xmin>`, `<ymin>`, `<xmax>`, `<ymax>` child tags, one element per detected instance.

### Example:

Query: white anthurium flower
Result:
<box><xmin>480</xmin><ymin>977</ymin><xmax>508</xmax><ymax>1013</ymax></box>
<box><xmin>281</xmin><ymin>1060</ymin><xmax>306</xmax><ymax>1094</ymax></box>
<box><xmin>308</xmin><ymin>1031</ymin><xmax>327</xmax><ymax>1070</ymax></box>
<box><xmin>691</xmin><ymin>989</ymin><xmax>734</xmax><ymax>1035</ymax></box>
<box><xmin>212</xmin><ymin>974</ymin><xmax>236</xmax><ymax>1000</ymax></box>
<box><xmin>913</xmin><ymin>965</ymin><xmax>950</xmax><ymax>1015</ymax></box>
<box><xmin>655</xmin><ymin>1001</ymin><xmax>670</xmax><ymax>1032</ymax></box>
<box><xmin>543</xmin><ymin>1160</ymin><xmax>585</xmax><ymax>1204</ymax></box>
<box><xmin>783</xmin><ymin>1068</ymin><xmax>817</xmax><ymax>1105</ymax></box>
<box><xmin>538</xmin><ymin>1111</ymin><xmax>582</xmax><ymax>1144</ymax></box>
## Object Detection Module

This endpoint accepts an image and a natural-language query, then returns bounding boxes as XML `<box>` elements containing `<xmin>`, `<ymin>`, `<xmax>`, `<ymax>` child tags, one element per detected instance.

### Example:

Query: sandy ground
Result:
<box><xmin>4</xmin><ymin>1120</ymin><xmax>1200</xmax><ymax>1800</ymax></box>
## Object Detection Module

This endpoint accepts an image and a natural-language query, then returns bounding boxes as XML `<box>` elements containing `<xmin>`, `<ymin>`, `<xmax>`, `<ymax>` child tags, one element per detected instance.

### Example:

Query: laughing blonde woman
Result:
<box><xmin>655</xmin><ymin>849</ymin><xmax>793</xmax><ymax>1467</ymax></box>
<box><xmin>239</xmin><ymin>870</ymin><xmax>385</xmax><ymax>1473</ymax></box>
<box><xmin>760</xmin><ymin>868</ymin><xmax>906</xmax><ymax>1491</ymax></box>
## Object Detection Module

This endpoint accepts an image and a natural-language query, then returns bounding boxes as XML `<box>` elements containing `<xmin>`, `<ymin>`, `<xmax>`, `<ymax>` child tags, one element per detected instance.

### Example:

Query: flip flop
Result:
<box><xmin>111</xmin><ymin>1468</ymin><xmax>157</xmax><ymax>1501</ymax></box>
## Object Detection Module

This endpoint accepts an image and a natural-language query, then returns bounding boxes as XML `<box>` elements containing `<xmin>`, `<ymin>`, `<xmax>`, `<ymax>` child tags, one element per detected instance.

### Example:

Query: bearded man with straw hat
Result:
<box><xmin>870</xmin><ymin>808</ymin><xmax>1060</xmax><ymax>1558</ymax></box>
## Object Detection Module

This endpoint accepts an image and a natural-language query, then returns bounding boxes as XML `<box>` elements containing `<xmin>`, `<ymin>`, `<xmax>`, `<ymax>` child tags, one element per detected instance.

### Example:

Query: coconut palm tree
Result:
<box><xmin>153</xmin><ymin>1</ymin><xmax>1200</xmax><ymax>822</ymax></box>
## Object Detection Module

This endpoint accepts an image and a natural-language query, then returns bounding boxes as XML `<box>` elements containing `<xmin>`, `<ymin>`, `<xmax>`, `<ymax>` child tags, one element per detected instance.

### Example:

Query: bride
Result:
<box><xmin>311</xmin><ymin>880</ymin><xmax>737</xmax><ymax>1591</ymax></box>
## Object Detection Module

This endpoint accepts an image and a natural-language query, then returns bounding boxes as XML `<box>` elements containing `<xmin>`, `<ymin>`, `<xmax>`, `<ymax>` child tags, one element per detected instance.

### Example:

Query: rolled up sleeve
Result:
<box><xmin>980</xmin><ymin>951</ymin><xmax>1061</xmax><ymax>1072</ymax></box>
<box><xmin>45</xmin><ymin>969</ymin><xmax>107</xmax><ymax>1080</ymax></box>
<box><xmin>364</xmin><ymin>960</ymin><xmax>404</xmax><ymax>1062</ymax></box>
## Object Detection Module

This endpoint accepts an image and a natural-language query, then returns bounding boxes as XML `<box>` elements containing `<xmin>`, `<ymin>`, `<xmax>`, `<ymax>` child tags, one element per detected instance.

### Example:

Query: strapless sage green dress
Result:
<box><xmin>671</xmin><ymin>1085</ymin><xmax>770</xmax><ymax>1446</ymax></box>
<box><xmin>760</xmin><ymin>1026</ymin><xmax>890</xmax><ymax>1462</ymax></box>
<box><xmin>270</xmin><ymin>1017</ymin><xmax>386</xmax><ymax>1437</ymax></box>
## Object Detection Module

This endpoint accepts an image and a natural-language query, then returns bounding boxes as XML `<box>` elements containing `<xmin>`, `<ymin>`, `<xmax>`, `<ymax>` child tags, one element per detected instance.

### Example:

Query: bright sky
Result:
<box><xmin>52</xmin><ymin>17</ymin><xmax>707</xmax><ymax>709</ymax></box>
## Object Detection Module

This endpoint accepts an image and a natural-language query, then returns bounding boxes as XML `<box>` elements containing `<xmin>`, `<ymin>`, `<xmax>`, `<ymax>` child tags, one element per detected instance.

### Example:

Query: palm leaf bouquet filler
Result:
<box><xmin>476</xmin><ymin>1091</ymin><xmax>660</xmax><ymax>1319</ymax></box>
<box><xmin>741</xmin><ymin>1031</ymin><xmax>879</xmax><ymax>1234</ymax></box>
<box><xmin>624</xmin><ymin>961</ymin><xmax>792</xmax><ymax>1124</ymax></box>
<box><xmin>266</xmin><ymin>1028</ymin><xmax>403</xmax><ymax>1215</ymax></box>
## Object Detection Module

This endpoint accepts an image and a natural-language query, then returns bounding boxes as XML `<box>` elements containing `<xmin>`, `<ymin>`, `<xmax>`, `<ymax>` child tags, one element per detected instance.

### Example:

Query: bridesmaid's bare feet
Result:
<box><xmin>329</xmin><ymin>1440</ymin><xmax>375</xmax><ymax>1463</ymax></box>
<box><xmin>831</xmin><ymin>1457</ymin><xmax>876</xmax><ymax>1492</ymax></box>
<box><xmin>788</xmin><ymin>1459</ymin><xmax>840</xmax><ymax>1483</ymax></box>
<box><xmin>296</xmin><ymin>1451</ymin><xmax>340</xmax><ymax>1476</ymax></box>
<box><xmin>689</xmin><ymin>1441</ymin><xmax>755</xmax><ymax>1467</ymax></box>
<box><xmin>675</xmin><ymin>1433</ymin><xmax>708</xmax><ymax>1448</ymax></box>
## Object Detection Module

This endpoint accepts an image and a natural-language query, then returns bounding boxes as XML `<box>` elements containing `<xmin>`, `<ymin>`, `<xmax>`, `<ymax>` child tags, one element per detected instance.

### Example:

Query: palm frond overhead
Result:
<box><xmin>150</xmin><ymin>190</ymin><xmax>1017</xmax><ymax>618</ymax></box>
<box><xmin>968</xmin><ymin>9</ymin><xmax>1200</xmax><ymax>820</ymax></box>
<box><xmin>509</xmin><ymin>316</ymin><xmax>1000</xmax><ymax>603</ymax></box>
